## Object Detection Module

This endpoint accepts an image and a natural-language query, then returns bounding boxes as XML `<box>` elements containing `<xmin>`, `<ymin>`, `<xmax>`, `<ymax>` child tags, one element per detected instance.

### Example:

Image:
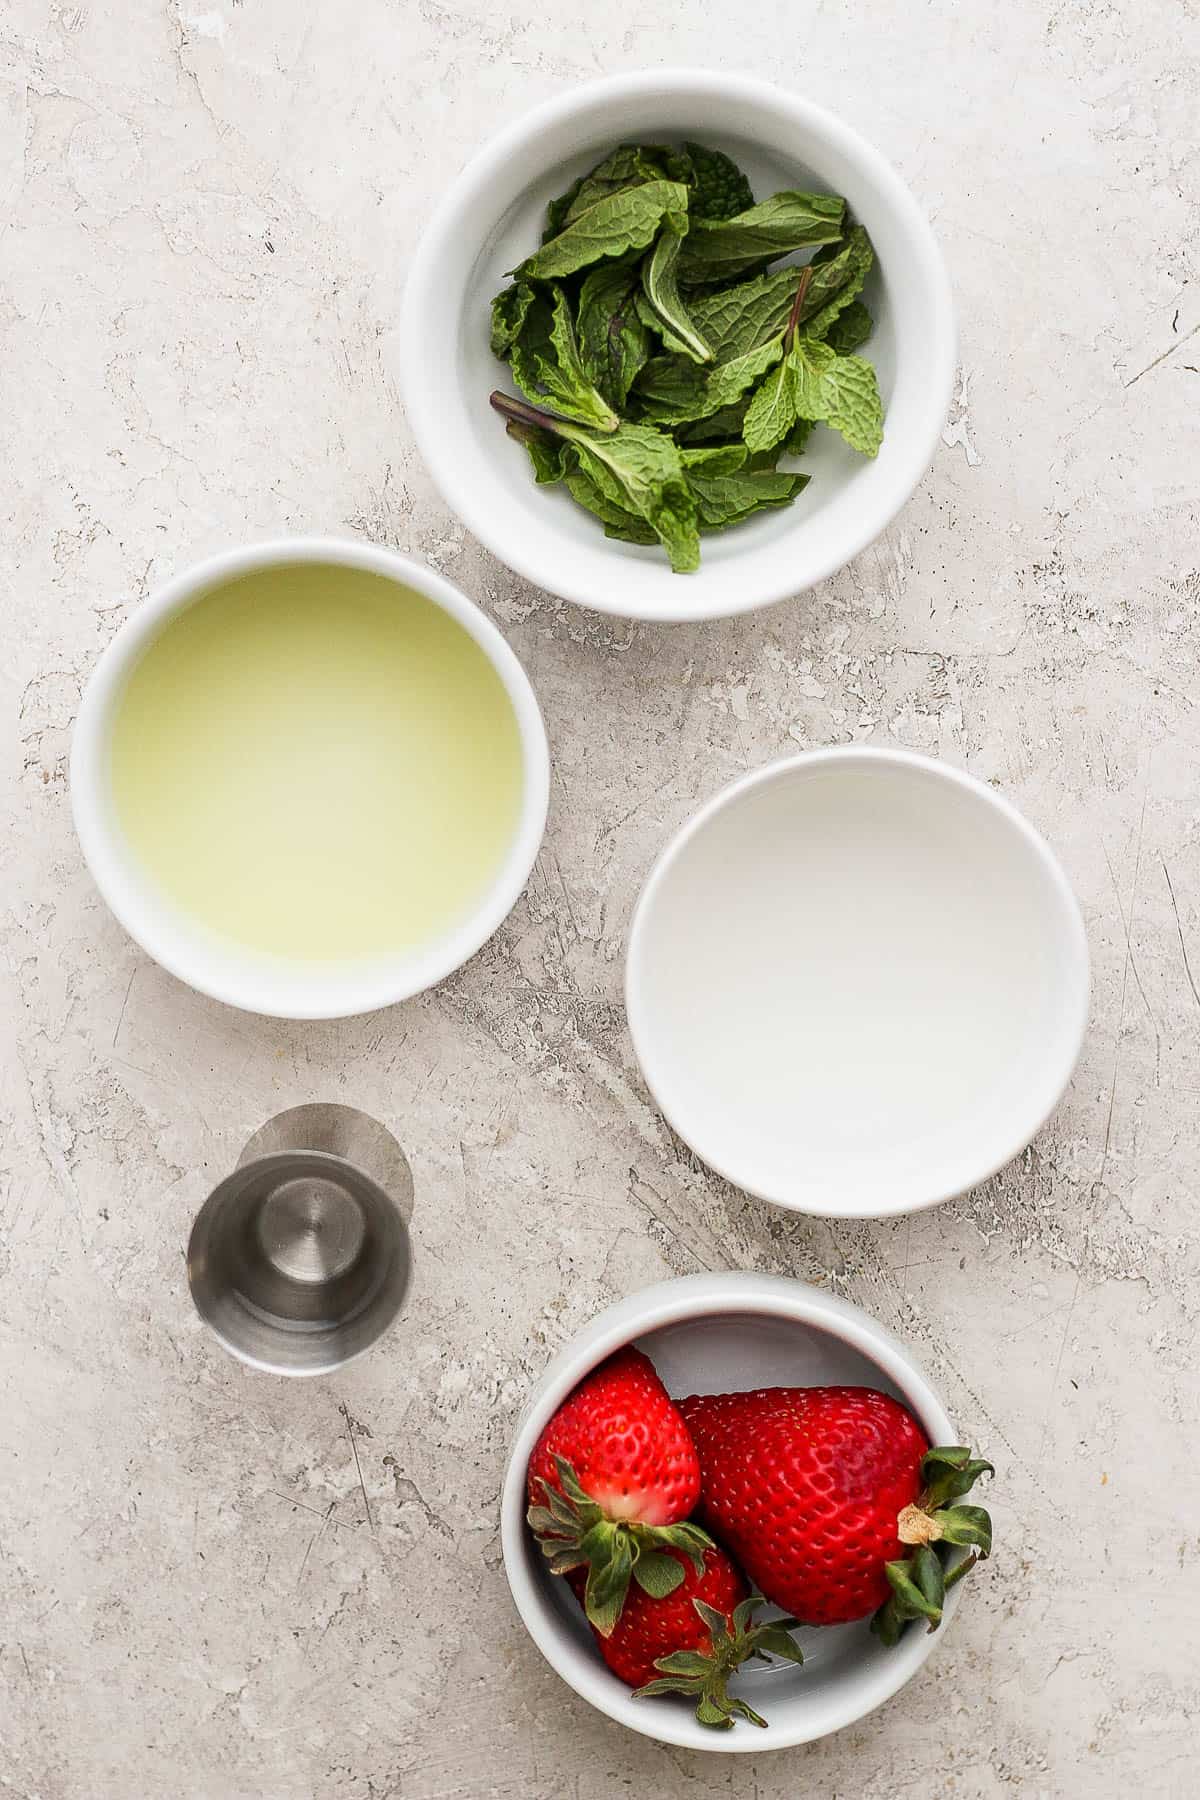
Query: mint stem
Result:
<box><xmin>783</xmin><ymin>266</ymin><xmax>815</xmax><ymax>353</ymax></box>
<box><xmin>489</xmin><ymin>389</ymin><xmax>569</xmax><ymax>437</ymax></box>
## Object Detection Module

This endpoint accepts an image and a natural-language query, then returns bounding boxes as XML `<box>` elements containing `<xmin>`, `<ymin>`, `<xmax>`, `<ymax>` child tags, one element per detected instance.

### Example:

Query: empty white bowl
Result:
<box><xmin>400</xmin><ymin>69</ymin><xmax>954</xmax><ymax>622</ymax></box>
<box><xmin>71</xmin><ymin>538</ymin><xmax>550</xmax><ymax>1019</ymax></box>
<box><xmin>501</xmin><ymin>1271</ymin><xmax>960</xmax><ymax>1752</ymax></box>
<box><xmin>626</xmin><ymin>749</ymin><xmax>1089</xmax><ymax>1217</ymax></box>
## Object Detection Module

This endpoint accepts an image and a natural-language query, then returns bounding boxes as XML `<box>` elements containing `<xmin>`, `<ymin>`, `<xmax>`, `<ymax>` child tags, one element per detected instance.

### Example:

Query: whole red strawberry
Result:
<box><xmin>527</xmin><ymin>1347</ymin><xmax>711</xmax><ymax>1633</ymax></box>
<box><xmin>678</xmin><ymin>1386</ymin><xmax>993</xmax><ymax>1636</ymax></box>
<box><xmin>567</xmin><ymin>1546</ymin><xmax>804</xmax><ymax>1731</ymax></box>
<box><xmin>528</xmin><ymin>1347</ymin><xmax>700</xmax><ymax>1525</ymax></box>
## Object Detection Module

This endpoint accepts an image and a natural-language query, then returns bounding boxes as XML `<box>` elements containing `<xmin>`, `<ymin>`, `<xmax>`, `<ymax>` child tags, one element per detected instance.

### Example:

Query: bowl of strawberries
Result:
<box><xmin>501</xmin><ymin>1272</ymin><xmax>995</xmax><ymax>1751</ymax></box>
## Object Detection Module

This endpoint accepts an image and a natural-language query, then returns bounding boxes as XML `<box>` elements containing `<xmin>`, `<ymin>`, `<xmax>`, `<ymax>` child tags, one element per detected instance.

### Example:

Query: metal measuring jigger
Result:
<box><xmin>187</xmin><ymin>1104</ymin><xmax>413</xmax><ymax>1375</ymax></box>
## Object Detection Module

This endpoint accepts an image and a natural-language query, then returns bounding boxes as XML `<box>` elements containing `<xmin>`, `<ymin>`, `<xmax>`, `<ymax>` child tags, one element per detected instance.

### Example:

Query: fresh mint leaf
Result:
<box><xmin>677</xmin><ymin>191</ymin><xmax>845</xmax><ymax>283</ymax></box>
<box><xmin>629</xmin><ymin>284</ymin><xmax>705</xmax><ymax>358</ymax></box>
<box><xmin>489</xmin><ymin>392</ymin><xmax>700</xmax><ymax>572</ymax></box>
<box><xmin>635</xmin><ymin>336</ymin><xmax>783</xmax><ymax>425</ymax></box>
<box><xmin>519</xmin><ymin>179</ymin><xmax>690</xmax><ymax>280</ymax></box>
<box><xmin>809</xmin><ymin>231</ymin><xmax>852</xmax><ymax>266</ymax></box>
<box><xmin>787</xmin><ymin>336</ymin><xmax>839</xmax><ymax>416</ymax></box>
<box><xmin>743</xmin><ymin>358</ymin><xmax>799</xmax><ymax>456</ymax></box>
<box><xmin>702</xmin><ymin>336</ymin><xmax>787</xmax><ymax>409</ymax></box>
<box><xmin>571</xmin><ymin>424</ymin><xmax>700</xmax><ymax>571</ymax></box>
<box><xmin>687</xmin><ymin>267</ymin><xmax>803</xmax><ymax>362</ymax></box>
<box><xmin>508</xmin><ymin>284</ymin><xmax>620</xmax><ymax>432</ymax></box>
<box><xmin>505</xmin><ymin>420</ymin><xmax>571</xmax><ymax>484</ymax></box>
<box><xmin>686</xmin><ymin>230</ymin><xmax>871</xmax><ymax>363</ymax></box>
<box><xmin>698</xmin><ymin>468</ymin><xmax>810</xmax><ymax>528</ymax></box>
<box><xmin>633</xmin><ymin>288</ymin><xmax>682</xmax><ymax>351</ymax></box>
<box><xmin>745</xmin><ymin>442</ymin><xmax>784</xmax><ymax>470</ymax></box>
<box><xmin>653</xmin><ymin>144</ymin><xmax>697</xmax><ymax>187</ymax></box>
<box><xmin>800</xmin><ymin>225</ymin><xmax>874</xmax><ymax>339</ymax></box>
<box><xmin>543</xmin><ymin>145</ymin><xmax>673</xmax><ymax>239</ymax></box>
<box><xmin>681</xmin><ymin>443</ymin><xmax>809</xmax><ymax>526</ymax></box>
<box><xmin>822</xmin><ymin>353</ymin><xmax>884</xmax><ymax>455</ymax></box>
<box><xmin>675</xmin><ymin>399</ymin><xmax>753</xmax><ymax>443</ymax></box>
<box><xmin>682</xmin><ymin>141</ymin><xmax>754</xmax><ymax>221</ymax></box>
<box><xmin>542</xmin><ymin>144</ymin><xmax>706</xmax><ymax>242</ymax></box>
<box><xmin>544</xmin><ymin>174</ymin><xmax>588</xmax><ymax>241</ymax></box>
<box><xmin>783</xmin><ymin>416</ymin><xmax>815</xmax><ymax>456</ymax></box>
<box><xmin>641</xmin><ymin>224</ymin><xmax>713</xmax><ymax>364</ymax></box>
<box><xmin>633</xmin><ymin>289</ymin><xmax>715</xmax><ymax>363</ymax></box>
<box><xmin>680</xmin><ymin>443</ymin><xmax>749</xmax><ymax>476</ymax></box>
<box><xmin>601</xmin><ymin>517</ymin><xmax>662</xmax><ymax>544</ymax></box>
<box><xmin>565</xmin><ymin>464</ymin><xmax>658</xmax><ymax>543</ymax></box>
<box><xmin>576</xmin><ymin>265</ymin><xmax>651</xmax><ymax>408</ymax></box>
<box><xmin>742</xmin><ymin>339</ymin><xmax>882</xmax><ymax>459</ymax></box>
<box><xmin>743</xmin><ymin>298</ymin><xmax>880</xmax><ymax>457</ymax></box>
<box><xmin>632</xmin><ymin>354</ymin><xmax>709</xmax><ymax>421</ymax></box>
<box><xmin>825</xmin><ymin>299</ymin><xmax>873</xmax><ymax>354</ymax></box>
<box><xmin>644</xmin><ymin>481</ymin><xmax>701</xmax><ymax>570</ymax></box>
<box><xmin>491</xmin><ymin>281</ymin><xmax>537</xmax><ymax>359</ymax></box>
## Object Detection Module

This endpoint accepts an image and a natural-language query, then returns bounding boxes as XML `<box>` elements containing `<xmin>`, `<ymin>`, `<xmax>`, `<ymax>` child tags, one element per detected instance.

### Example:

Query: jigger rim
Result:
<box><xmin>187</xmin><ymin>1148</ymin><xmax>411</xmax><ymax>1376</ymax></box>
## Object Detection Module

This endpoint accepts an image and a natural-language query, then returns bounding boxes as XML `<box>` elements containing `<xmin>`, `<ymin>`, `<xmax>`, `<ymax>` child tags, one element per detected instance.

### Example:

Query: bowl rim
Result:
<box><xmin>399</xmin><ymin>67</ymin><xmax>956</xmax><ymax>623</ymax></box>
<box><xmin>69</xmin><ymin>536</ymin><xmax>550</xmax><ymax>1019</ymax></box>
<box><xmin>500</xmin><ymin>1270</ymin><xmax>960</xmax><ymax>1752</ymax></box>
<box><xmin>625</xmin><ymin>746</ymin><xmax>1091</xmax><ymax>1218</ymax></box>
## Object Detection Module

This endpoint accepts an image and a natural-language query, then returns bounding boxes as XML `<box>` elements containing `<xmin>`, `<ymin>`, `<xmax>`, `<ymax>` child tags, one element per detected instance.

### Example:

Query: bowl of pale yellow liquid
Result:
<box><xmin>71</xmin><ymin>539</ymin><xmax>550</xmax><ymax>1017</ymax></box>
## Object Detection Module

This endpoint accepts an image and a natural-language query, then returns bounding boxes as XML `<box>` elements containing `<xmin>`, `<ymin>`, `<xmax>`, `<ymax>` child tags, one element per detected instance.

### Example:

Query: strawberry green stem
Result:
<box><xmin>528</xmin><ymin>1456</ymin><xmax>714</xmax><ymax>1637</ymax></box>
<box><xmin>870</xmin><ymin>1445</ymin><xmax>994</xmax><ymax>1649</ymax></box>
<box><xmin>633</xmin><ymin>1596</ymin><xmax>804</xmax><ymax>1732</ymax></box>
<box><xmin>943</xmin><ymin>1550</ymin><xmax>978</xmax><ymax>1592</ymax></box>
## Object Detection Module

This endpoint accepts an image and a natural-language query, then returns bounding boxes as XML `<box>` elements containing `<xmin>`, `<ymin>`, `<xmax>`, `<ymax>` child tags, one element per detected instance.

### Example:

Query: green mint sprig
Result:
<box><xmin>488</xmin><ymin>139</ymin><xmax>887</xmax><ymax>571</ymax></box>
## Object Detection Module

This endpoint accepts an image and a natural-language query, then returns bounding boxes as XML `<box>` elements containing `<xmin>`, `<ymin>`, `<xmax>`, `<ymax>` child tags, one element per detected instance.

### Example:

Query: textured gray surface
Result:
<box><xmin>1</xmin><ymin>2</ymin><xmax>1198</xmax><ymax>1796</ymax></box>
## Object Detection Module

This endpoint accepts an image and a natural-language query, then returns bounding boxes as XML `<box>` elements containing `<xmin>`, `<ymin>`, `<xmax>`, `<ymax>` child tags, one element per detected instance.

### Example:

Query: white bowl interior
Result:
<box><xmin>71</xmin><ymin>541</ymin><xmax>549</xmax><ymax>1019</ymax></box>
<box><xmin>627</xmin><ymin>752</ymin><xmax>1088</xmax><ymax>1215</ymax></box>
<box><xmin>402</xmin><ymin>73</ymin><xmax>954</xmax><ymax>620</ymax></box>
<box><xmin>502</xmin><ymin>1276</ymin><xmax>958</xmax><ymax>1752</ymax></box>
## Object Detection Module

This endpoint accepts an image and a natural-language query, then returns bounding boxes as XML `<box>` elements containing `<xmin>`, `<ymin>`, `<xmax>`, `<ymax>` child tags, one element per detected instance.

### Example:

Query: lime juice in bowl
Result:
<box><xmin>71</xmin><ymin>540</ymin><xmax>550</xmax><ymax>1018</ymax></box>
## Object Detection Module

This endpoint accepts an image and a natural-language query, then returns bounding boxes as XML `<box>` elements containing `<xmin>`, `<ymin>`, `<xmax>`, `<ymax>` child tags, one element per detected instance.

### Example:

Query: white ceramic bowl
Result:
<box><xmin>626</xmin><ymin>748</ymin><xmax>1089</xmax><ymax>1217</ymax></box>
<box><xmin>502</xmin><ymin>1271</ymin><xmax>961</xmax><ymax>1752</ymax></box>
<box><xmin>71</xmin><ymin>538</ymin><xmax>550</xmax><ymax>1019</ymax></box>
<box><xmin>401</xmin><ymin>69</ymin><xmax>954</xmax><ymax>623</ymax></box>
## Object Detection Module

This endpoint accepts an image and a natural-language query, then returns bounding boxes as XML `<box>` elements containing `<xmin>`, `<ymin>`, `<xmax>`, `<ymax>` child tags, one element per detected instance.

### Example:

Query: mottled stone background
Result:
<box><xmin>1</xmin><ymin>2</ymin><xmax>1197</xmax><ymax>1795</ymax></box>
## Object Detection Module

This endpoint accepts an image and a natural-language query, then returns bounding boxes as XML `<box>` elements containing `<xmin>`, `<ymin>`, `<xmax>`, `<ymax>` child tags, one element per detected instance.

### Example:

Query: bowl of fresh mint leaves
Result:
<box><xmin>401</xmin><ymin>72</ymin><xmax>954</xmax><ymax>622</ymax></box>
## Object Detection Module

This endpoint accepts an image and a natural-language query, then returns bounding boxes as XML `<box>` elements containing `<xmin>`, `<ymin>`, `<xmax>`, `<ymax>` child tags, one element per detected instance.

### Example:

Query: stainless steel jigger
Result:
<box><xmin>187</xmin><ymin>1104</ymin><xmax>413</xmax><ymax>1376</ymax></box>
